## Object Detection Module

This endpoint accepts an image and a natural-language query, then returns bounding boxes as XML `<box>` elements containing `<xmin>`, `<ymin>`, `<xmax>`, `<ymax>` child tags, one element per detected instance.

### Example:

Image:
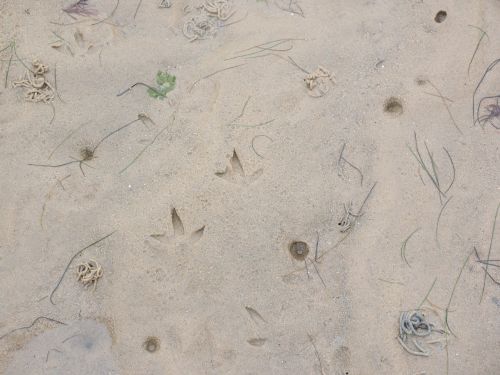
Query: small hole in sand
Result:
<box><xmin>434</xmin><ymin>10</ymin><xmax>447</xmax><ymax>23</ymax></box>
<box><xmin>384</xmin><ymin>97</ymin><xmax>403</xmax><ymax>116</ymax></box>
<box><xmin>144</xmin><ymin>337</ymin><xmax>160</xmax><ymax>353</ymax></box>
<box><xmin>415</xmin><ymin>76</ymin><xmax>427</xmax><ymax>86</ymax></box>
<box><xmin>289</xmin><ymin>241</ymin><xmax>309</xmax><ymax>261</ymax></box>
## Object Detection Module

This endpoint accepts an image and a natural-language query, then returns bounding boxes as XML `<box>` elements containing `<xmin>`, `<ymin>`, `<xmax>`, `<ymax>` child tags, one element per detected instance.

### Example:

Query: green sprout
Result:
<box><xmin>147</xmin><ymin>71</ymin><xmax>176</xmax><ymax>99</ymax></box>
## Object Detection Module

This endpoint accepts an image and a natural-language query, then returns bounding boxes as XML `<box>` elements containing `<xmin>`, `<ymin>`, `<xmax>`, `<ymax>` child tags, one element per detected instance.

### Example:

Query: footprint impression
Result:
<box><xmin>216</xmin><ymin>149</ymin><xmax>262</xmax><ymax>185</ymax></box>
<box><xmin>51</xmin><ymin>23</ymin><xmax>120</xmax><ymax>56</ymax></box>
<box><xmin>149</xmin><ymin>208</ymin><xmax>205</xmax><ymax>246</ymax></box>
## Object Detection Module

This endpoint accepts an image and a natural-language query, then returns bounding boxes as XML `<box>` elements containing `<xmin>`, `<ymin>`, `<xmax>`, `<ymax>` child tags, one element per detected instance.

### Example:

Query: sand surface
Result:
<box><xmin>1</xmin><ymin>1</ymin><xmax>500</xmax><ymax>374</ymax></box>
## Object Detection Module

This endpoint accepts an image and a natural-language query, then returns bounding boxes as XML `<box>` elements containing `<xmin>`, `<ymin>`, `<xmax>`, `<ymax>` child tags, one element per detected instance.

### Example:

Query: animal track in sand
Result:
<box><xmin>51</xmin><ymin>23</ymin><xmax>120</xmax><ymax>57</ymax></box>
<box><xmin>215</xmin><ymin>149</ymin><xmax>262</xmax><ymax>185</ymax></box>
<box><xmin>149</xmin><ymin>207</ymin><xmax>205</xmax><ymax>246</ymax></box>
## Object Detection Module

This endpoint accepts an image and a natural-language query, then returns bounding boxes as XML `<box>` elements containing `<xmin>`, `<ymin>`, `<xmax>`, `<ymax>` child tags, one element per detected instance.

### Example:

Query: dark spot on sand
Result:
<box><xmin>434</xmin><ymin>10</ymin><xmax>447</xmax><ymax>23</ymax></box>
<box><xmin>144</xmin><ymin>337</ymin><xmax>160</xmax><ymax>353</ymax></box>
<box><xmin>289</xmin><ymin>241</ymin><xmax>309</xmax><ymax>261</ymax></box>
<box><xmin>384</xmin><ymin>97</ymin><xmax>403</xmax><ymax>116</ymax></box>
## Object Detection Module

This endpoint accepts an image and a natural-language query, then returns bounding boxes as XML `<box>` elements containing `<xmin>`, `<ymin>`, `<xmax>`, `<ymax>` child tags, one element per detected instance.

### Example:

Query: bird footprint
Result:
<box><xmin>150</xmin><ymin>208</ymin><xmax>205</xmax><ymax>245</ymax></box>
<box><xmin>216</xmin><ymin>149</ymin><xmax>262</xmax><ymax>185</ymax></box>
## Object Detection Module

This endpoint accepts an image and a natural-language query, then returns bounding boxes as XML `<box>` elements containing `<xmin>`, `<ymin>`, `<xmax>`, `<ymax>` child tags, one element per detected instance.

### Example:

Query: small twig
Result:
<box><xmin>69</xmin><ymin>156</ymin><xmax>93</xmax><ymax>176</ymax></box>
<box><xmin>50</xmin><ymin>19</ymin><xmax>91</xmax><ymax>26</ymax></box>
<box><xmin>286</xmin><ymin>55</ymin><xmax>309</xmax><ymax>74</ymax></box>
<box><xmin>424</xmin><ymin>141</ymin><xmax>441</xmax><ymax>203</ymax></box>
<box><xmin>46</xmin><ymin>348</ymin><xmax>63</xmax><ymax>363</ymax></box>
<box><xmin>91</xmin><ymin>0</ymin><xmax>120</xmax><ymax>25</ymax></box>
<box><xmin>230</xmin><ymin>119</ymin><xmax>275</xmax><ymax>128</ymax></box>
<box><xmin>49</xmin><ymin>232</ymin><xmax>115</xmax><ymax>305</ymax></box>
<box><xmin>251</xmin><ymin>134</ymin><xmax>273</xmax><ymax>158</ymax></box>
<box><xmin>413</xmin><ymin>338</ymin><xmax>430</xmax><ymax>355</ymax></box>
<box><xmin>443</xmin><ymin>148</ymin><xmax>455</xmax><ymax>194</ymax></box>
<box><xmin>342</xmin><ymin>159</ymin><xmax>363</xmax><ymax>186</ymax></box>
<box><xmin>235</xmin><ymin>38</ymin><xmax>302</xmax><ymax>53</ymax></box>
<box><xmin>445</xmin><ymin>333</ymin><xmax>451</xmax><ymax>375</ymax></box>
<box><xmin>401</xmin><ymin>228</ymin><xmax>421</xmax><ymax>268</ymax></box>
<box><xmin>408</xmin><ymin>132</ymin><xmax>446</xmax><ymax>202</ymax></box>
<box><xmin>310</xmin><ymin>259</ymin><xmax>326</xmax><ymax>288</ymax></box>
<box><xmin>62</xmin><ymin>333</ymin><xmax>82</xmax><ymax>343</ymax></box>
<box><xmin>133</xmin><ymin>0</ymin><xmax>143</xmax><ymax>19</ymax></box>
<box><xmin>307</xmin><ymin>333</ymin><xmax>325</xmax><ymax>375</ymax></box>
<box><xmin>244</xmin><ymin>41</ymin><xmax>293</xmax><ymax>53</ymax></box>
<box><xmin>119</xmin><ymin>112</ymin><xmax>175</xmax><ymax>174</ymax></box>
<box><xmin>426</xmin><ymin>80</ymin><xmax>462</xmax><ymax>135</ymax></box>
<box><xmin>397</xmin><ymin>336</ymin><xmax>429</xmax><ymax>357</ymax></box>
<box><xmin>12</xmin><ymin>42</ymin><xmax>35</xmax><ymax>74</ymax></box>
<box><xmin>445</xmin><ymin>248</ymin><xmax>473</xmax><ymax>336</ymax></box>
<box><xmin>49</xmin><ymin>102</ymin><xmax>56</xmax><ymax>125</ymax></box>
<box><xmin>417</xmin><ymin>167</ymin><xmax>426</xmax><ymax>186</ymax></box>
<box><xmin>436</xmin><ymin>196</ymin><xmax>453</xmax><ymax>249</ymax></box>
<box><xmin>336</xmin><ymin>183</ymin><xmax>376</xmax><ymax>234</ymax></box>
<box><xmin>316</xmin><ymin>231</ymin><xmax>351</xmax><ymax>262</ymax></box>
<box><xmin>226</xmin><ymin>97</ymin><xmax>275</xmax><ymax>128</ymax></box>
<box><xmin>472</xmin><ymin>58</ymin><xmax>500</xmax><ymax>125</ymax></box>
<box><xmin>477</xmin><ymin>260</ymin><xmax>500</xmax><ymax>267</ymax></box>
<box><xmin>304</xmin><ymin>258</ymin><xmax>311</xmax><ymax>279</ymax></box>
<box><xmin>0</xmin><ymin>316</ymin><xmax>66</xmax><ymax>340</ymax></box>
<box><xmin>467</xmin><ymin>25</ymin><xmax>489</xmax><ymax>78</ymax></box>
<box><xmin>227</xmin><ymin>38</ymin><xmax>303</xmax><ymax>61</ymax></box>
<box><xmin>98</xmin><ymin>47</ymin><xmax>104</xmax><ymax>66</ymax></box>
<box><xmin>54</xmin><ymin>64</ymin><xmax>65</xmax><ymax>103</ymax></box>
<box><xmin>4</xmin><ymin>43</ymin><xmax>13</xmax><ymax>88</ymax></box>
<box><xmin>337</xmin><ymin>142</ymin><xmax>364</xmax><ymax>186</ymax></box>
<box><xmin>57</xmin><ymin>175</ymin><xmax>71</xmax><ymax>191</ymax></box>
<box><xmin>220</xmin><ymin>11</ymin><xmax>249</xmax><ymax>27</ymax></box>
<box><xmin>31</xmin><ymin>151</ymin><xmax>88</xmax><ymax>177</ymax></box>
<box><xmin>50</xmin><ymin>31</ymin><xmax>75</xmax><ymax>56</ymax></box>
<box><xmin>117</xmin><ymin>82</ymin><xmax>165</xmax><ymax>97</ymax></box>
<box><xmin>422</xmin><ymin>91</ymin><xmax>454</xmax><ymax>103</ymax></box>
<box><xmin>356</xmin><ymin>181</ymin><xmax>377</xmax><ymax>215</ymax></box>
<box><xmin>92</xmin><ymin>116</ymin><xmax>142</xmax><ymax>155</ymax></box>
<box><xmin>480</xmin><ymin>202</ymin><xmax>500</xmax><ymax>302</ymax></box>
<box><xmin>51</xmin><ymin>31</ymin><xmax>71</xmax><ymax>45</ymax></box>
<box><xmin>48</xmin><ymin>121</ymin><xmax>89</xmax><ymax>159</ymax></box>
<box><xmin>40</xmin><ymin>174</ymin><xmax>71</xmax><ymax>229</ymax></box>
<box><xmin>0</xmin><ymin>42</ymin><xmax>13</xmax><ymax>54</ymax></box>
<box><xmin>378</xmin><ymin>278</ymin><xmax>404</xmax><ymax>286</ymax></box>
<box><xmin>337</xmin><ymin>142</ymin><xmax>346</xmax><ymax>171</ymax></box>
<box><xmin>189</xmin><ymin>63</ymin><xmax>246</xmax><ymax>92</ymax></box>
<box><xmin>482</xmin><ymin>266</ymin><xmax>500</xmax><ymax>285</ymax></box>
<box><xmin>314</xmin><ymin>231</ymin><xmax>319</xmax><ymax>262</ymax></box>
<box><xmin>29</xmin><ymin>160</ymin><xmax>81</xmax><ymax>168</ymax></box>
<box><xmin>228</xmin><ymin>96</ymin><xmax>251</xmax><ymax>124</ymax></box>
<box><xmin>418</xmin><ymin>277</ymin><xmax>437</xmax><ymax>309</ymax></box>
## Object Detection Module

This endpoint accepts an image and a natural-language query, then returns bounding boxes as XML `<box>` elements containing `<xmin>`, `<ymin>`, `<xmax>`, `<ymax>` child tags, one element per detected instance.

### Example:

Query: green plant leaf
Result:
<box><xmin>147</xmin><ymin>71</ymin><xmax>176</xmax><ymax>99</ymax></box>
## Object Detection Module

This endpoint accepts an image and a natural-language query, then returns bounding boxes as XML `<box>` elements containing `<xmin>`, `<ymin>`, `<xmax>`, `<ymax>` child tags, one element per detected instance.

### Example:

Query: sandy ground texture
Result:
<box><xmin>1</xmin><ymin>0</ymin><xmax>500</xmax><ymax>374</ymax></box>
